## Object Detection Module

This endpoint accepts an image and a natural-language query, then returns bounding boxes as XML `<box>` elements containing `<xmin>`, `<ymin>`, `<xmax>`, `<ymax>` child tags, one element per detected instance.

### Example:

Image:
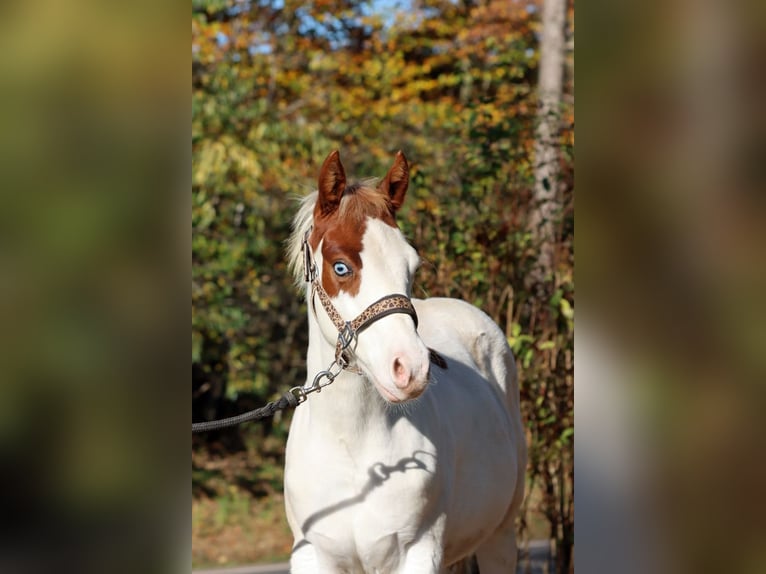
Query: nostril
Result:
<box><xmin>392</xmin><ymin>357</ymin><xmax>409</xmax><ymax>388</ymax></box>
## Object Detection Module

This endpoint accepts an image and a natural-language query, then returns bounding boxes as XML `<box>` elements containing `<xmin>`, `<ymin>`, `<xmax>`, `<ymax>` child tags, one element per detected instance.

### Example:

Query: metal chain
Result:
<box><xmin>287</xmin><ymin>359</ymin><xmax>345</xmax><ymax>404</ymax></box>
<box><xmin>192</xmin><ymin>358</ymin><xmax>343</xmax><ymax>433</ymax></box>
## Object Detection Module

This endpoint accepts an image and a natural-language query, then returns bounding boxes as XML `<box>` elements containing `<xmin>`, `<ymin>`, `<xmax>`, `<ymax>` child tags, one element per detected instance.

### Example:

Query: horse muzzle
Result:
<box><xmin>391</xmin><ymin>352</ymin><xmax>430</xmax><ymax>396</ymax></box>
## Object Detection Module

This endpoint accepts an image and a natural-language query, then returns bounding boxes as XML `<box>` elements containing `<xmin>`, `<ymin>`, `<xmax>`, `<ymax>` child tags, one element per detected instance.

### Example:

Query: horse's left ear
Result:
<box><xmin>379</xmin><ymin>150</ymin><xmax>409</xmax><ymax>212</ymax></box>
<box><xmin>317</xmin><ymin>150</ymin><xmax>346</xmax><ymax>217</ymax></box>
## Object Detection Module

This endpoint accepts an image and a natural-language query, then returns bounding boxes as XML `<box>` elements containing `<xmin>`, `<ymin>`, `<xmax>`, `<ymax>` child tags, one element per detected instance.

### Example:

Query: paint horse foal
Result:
<box><xmin>285</xmin><ymin>151</ymin><xmax>526</xmax><ymax>573</ymax></box>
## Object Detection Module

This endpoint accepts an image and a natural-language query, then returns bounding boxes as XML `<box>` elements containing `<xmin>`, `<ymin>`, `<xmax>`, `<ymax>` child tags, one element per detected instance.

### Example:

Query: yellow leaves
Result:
<box><xmin>360</xmin><ymin>14</ymin><xmax>383</xmax><ymax>32</ymax></box>
<box><xmin>559</xmin><ymin>298</ymin><xmax>574</xmax><ymax>322</ymax></box>
<box><xmin>229</xmin><ymin>143</ymin><xmax>262</xmax><ymax>179</ymax></box>
<box><xmin>233</xmin><ymin>35</ymin><xmax>249</xmax><ymax>52</ymax></box>
<box><xmin>415</xmin><ymin>196</ymin><xmax>440</xmax><ymax>215</ymax></box>
<box><xmin>363</xmin><ymin>58</ymin><xmax>382</xmax><ymax>78</ymax></box>
<box><xmin>193</xmin><ymin>140</ymin><xmax>227</xmax><ymax>186</ymax></box>
<box><xmin>410</xmin><ymin>78</ymin><xmax>439</xmax><ymax>95</ymax></box>
<box><xmin>193</xmin><ymin>136</ymin><xmax>262</xmax><ymax>189</ymax></box>
<box><xmin>195</xmin><ymin>200</ymin><xmax>216</xmax><ymax>230</ymax></box>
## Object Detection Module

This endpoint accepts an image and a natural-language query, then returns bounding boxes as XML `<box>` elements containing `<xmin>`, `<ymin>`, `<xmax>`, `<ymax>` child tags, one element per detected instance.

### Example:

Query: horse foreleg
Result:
<box><xmin>474</xmin><ymin>522</ymin><xmax>519</xmax><ymax>574</ymax></box>
<box><xmin>289</xmin><ymin>538</ymin><xmax>319</xmax><ymax>573</ymax></box>
<box><xmin>398</xmin><ymin>540</ymin><xmax>445</xmax><ymax>574</ymax></box>
<box><xmin>445</xmin><ymin>555</ymin><xmax>480</xmax><ymax>574</ymax></box>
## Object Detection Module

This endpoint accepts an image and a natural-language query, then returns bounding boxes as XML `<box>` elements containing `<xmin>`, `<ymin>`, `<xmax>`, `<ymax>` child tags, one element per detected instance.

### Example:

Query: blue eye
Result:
<box><xmin>333</xmin><ymin>261</ymin><xmax>351</xmax><ymax>276</ymax></box>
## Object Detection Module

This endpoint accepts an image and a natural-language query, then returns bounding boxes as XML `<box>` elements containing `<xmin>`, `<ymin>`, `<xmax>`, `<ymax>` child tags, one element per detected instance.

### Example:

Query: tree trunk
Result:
<box><xmin>530</xmin><ymin>0</ymin><xmax>566</xmax><ymax>284</ymax></box>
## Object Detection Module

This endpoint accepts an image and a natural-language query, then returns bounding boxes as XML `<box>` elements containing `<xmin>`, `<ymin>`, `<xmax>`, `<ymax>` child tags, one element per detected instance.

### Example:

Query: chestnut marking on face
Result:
<box><xmin>310</xmin><ymin>183</ymin><xmax>397</xmax><ymax>298</ymax></box>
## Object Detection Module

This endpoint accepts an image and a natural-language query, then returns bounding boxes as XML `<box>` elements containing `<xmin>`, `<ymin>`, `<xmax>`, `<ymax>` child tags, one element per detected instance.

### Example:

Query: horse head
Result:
<box><xmin>305</xmin><ymin>150</ymin><xmax>431</xmax><ymax>403</ymax></box>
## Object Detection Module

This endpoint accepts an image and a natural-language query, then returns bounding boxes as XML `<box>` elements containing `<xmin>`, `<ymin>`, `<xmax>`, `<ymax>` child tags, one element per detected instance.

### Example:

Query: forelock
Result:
<box><xmin>336</xmin><ymin>180</ymin><xmax>393</xmax><ymax>224</ymax></box>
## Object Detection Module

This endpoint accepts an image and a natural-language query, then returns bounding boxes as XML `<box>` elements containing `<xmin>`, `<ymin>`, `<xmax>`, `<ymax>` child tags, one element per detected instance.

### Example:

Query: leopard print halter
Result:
<box><xmin>302</xmin><ymin>229</ymin><xmax>419</xmax><ymax>365</ymax></box>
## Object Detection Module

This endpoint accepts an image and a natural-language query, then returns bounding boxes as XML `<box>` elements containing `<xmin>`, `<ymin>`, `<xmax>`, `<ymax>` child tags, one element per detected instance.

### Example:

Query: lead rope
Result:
<box><xmin>191</xmin><ymin>392</ymin><xmax>300</xmax><ymax>433</ymax></box>
<box><xmin>192</xmin><ymin>360</ymin><xmax>342</xmax><ymax>433</ymax></box>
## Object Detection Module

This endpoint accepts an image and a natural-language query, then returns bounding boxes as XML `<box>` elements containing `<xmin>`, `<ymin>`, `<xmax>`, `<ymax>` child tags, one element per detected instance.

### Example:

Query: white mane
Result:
<box><xmin>286</xmin><ymin>191</ymin><xmax>318</xmax><ymax>287</ymax></box>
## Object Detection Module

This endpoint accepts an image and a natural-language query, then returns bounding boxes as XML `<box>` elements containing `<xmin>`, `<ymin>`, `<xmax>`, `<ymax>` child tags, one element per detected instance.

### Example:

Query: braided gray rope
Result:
<box><xmin>191</xmin><ymin>390</ymin><xmax>300</xmax><ymax>433</ymax></box>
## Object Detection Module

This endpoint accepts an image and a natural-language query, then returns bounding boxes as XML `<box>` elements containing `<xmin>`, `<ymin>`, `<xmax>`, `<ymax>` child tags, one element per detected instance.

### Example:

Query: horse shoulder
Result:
<box><xmin>413</xmin><ymin>297</ymin><xmax>518</xmax><ymax>399</ymax></box>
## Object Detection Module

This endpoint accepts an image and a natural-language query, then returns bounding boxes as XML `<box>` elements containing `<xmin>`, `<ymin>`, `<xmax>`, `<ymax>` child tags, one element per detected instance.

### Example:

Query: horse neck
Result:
<box><xmin>304</xmin><ymin>303</ymin><xmax>390</xmax><ymax>434</ymax></box>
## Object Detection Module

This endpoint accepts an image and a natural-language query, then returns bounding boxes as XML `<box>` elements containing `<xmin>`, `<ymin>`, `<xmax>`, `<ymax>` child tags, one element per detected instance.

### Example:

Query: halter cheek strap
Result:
<box><xmin>313</xmin><ymin>283</ymin><xmax>419</xmax><ymax>364</ymax></box>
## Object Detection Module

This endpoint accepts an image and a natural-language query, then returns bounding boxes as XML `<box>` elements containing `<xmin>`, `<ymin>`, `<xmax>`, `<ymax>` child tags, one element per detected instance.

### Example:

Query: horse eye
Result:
<box><xmin>333</xmin><ymin>261</ymin><xmax>351</xmax><ymax>277</ymax></box>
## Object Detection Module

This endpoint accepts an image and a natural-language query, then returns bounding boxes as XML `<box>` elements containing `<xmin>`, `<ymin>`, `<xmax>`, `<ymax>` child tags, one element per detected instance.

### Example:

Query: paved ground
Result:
<box><xmin>516</xmin><ymin>539</ymin><xmax>557</xmax><ymax>573</ymax></box>
<box><xmin>193</xmin><ymin>539</ymin><xmax>556</xmax><ymax>574</ymax></box>
<box><xmin>194</xmin><ymin>564</ymin><xmax>290</xmax><ymax>574</ymax></box>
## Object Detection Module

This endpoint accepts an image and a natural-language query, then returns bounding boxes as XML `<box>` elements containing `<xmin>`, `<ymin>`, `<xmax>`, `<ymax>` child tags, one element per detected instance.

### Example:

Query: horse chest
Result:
<box><xmin>287</xmin><ymin>421</ymin><xmax>439</xmax><ymax>564</ymax></box>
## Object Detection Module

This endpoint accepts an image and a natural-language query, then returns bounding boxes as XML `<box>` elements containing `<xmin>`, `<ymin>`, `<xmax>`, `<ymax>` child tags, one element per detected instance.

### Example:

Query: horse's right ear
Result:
<box><xmin>317</xmin><ymin>150</ymin><xmax>346</xmax><ymax>217</ymax></box>
<box><xmin>378</xmin><ymin>150</ymin><xmax>409</xmax><ymax>212</ymax></box>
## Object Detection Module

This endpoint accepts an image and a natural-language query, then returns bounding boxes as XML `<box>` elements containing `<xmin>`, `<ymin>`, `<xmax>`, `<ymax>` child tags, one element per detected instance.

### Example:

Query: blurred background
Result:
<box><xmin>192</xmin><ymin>0</ymin><xmax>574</xmax><ymax>570</ymax></box>
<box><xmin>0</xmin><ymin>1</ymin><xmax>188</xmax><ymax>573</ymax></box>
<box><xmin>577</xmin><ymin>1</ymin><xmax>766</xmax><ymax>573</ymax></box>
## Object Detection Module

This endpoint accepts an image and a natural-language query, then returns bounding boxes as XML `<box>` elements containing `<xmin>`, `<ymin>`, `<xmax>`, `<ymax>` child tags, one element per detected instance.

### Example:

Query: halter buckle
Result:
<box><xmin>338</xmin><ymin>349</ymin><xmax>353</xmax><ymax>369</ymax></box>
<box><xmin>338</xmin><ymin>322</ymin><xmax>355</xmax><ymax>352</ymax></box>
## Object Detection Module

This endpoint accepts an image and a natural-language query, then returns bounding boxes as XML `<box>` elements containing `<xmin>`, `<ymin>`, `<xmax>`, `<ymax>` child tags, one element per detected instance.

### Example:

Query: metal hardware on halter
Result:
<box><xmin>302</xmin><ymin>228</ymin><xmax>316</xmax><ymax>283</ymax></box>
<box><xmin>289</xmin><ymin>359</ymin><xmax>344</xmax><ymax>404</ymax></box>
<box><xmin>338</xmin><ymin>322</ymin><xmax>355</xmax><ymax>351</ymax></box>
<box><xmin>335</xmin><ymin>322</ymin><xmax>356</xmax><ymax>367</ymax></box>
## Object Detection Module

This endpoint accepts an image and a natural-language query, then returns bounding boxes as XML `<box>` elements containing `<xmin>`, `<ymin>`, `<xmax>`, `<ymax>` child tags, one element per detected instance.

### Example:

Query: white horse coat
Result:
<box><xmin>284</xmin><ymin>151</ymin><xmax>526</xmax><ymax>573</ymax></box>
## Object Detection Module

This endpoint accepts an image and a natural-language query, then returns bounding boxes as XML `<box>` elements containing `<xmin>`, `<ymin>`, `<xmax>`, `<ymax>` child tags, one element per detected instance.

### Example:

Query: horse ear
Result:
<box><xmin>379</xmin><ymin>150</ymin><xmax>409</xmax><ymax>212</ymax></box>
<box><xmin>317</xmin><ymin>150</ymin><xmax>346</xmax><ymax>217</ymax></box>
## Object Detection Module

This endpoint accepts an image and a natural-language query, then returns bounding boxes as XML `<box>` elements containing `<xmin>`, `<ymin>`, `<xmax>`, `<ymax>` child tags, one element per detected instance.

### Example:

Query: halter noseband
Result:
<box><xmin>302</xmin><ymin>229</ymin><xmax>419</xmax><ymax>366</ymax></box>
